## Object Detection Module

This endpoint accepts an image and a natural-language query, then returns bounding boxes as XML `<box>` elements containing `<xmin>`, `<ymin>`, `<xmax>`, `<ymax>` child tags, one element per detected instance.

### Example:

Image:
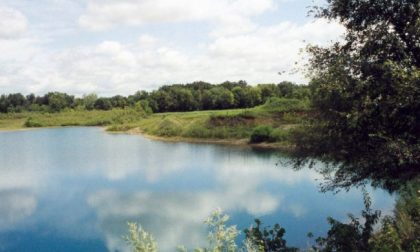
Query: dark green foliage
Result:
<box><xmin>244</xmin><ymin>219</ymin><xmax>298</xmax><ymax>252</ymax></box>
<box><xmin>250</xmin><ymin>125</ymin><xmax>273</xmax><ymax>143</ymax></box>
<box><xmin>313</xmin><ymin>189</ymin><xmax>381</xmax><ymax>252</ymax></box>
<box><xmin>110</xmin><ymin>95</ymin><xmax>128</xmax><ymax>108</ymax></box>
<box><xmin>292</xmin><ymin>0</ymin><xmax>420</xmax><ymax>191</ymax></box>
<box><xmin>46</xmin><ymin>92</ymin><xmax>75</xmax><ymax>112</ymax></box>
<box><xmin>0</xmin><ymin>80</ymin><xmax>309</xmax><ymax>114</ymax></box>
<box><xmin>258</xmin><ymin>84</ymin><xmax>280</xmax><ymax>102</ymax></box>
<box><xmin>94</xmin><ymin>98</ymin><xmax>112</xmax><ymax>110</ymax></box>
<box><xmin>241</xmin><ymin>187</ymin><xmax>418</xmax><ymax>252</ymax></box>
<box><xmin>277</xmin><ymin>82</ymin><xmax>311</xmax><ymax>100</ymax></box>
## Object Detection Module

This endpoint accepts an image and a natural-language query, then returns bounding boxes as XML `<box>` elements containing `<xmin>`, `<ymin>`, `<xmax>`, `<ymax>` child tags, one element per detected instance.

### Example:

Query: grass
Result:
<box><xmin>0</xmin><ymin>113</ymin><xmax>29</xmax><ymax>130</ymax></box>
<box><xmin>0</xmin><ymin>98</ymin><xmax>309</xmax><ymax>147</ymax></box>
<box><xmin>0</xmin><ymin>109</ymin><xmax>147</xmax><ymax>130</ymax></box>
<box><xmin>127</xmin><ymin>98</ymin><xmax>309</xmax><ymax>145</ymax></box>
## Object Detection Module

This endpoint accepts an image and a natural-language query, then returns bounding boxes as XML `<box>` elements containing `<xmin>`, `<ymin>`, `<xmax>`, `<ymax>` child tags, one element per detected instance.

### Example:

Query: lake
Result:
<box><xmin>0</xmin><ymin>127</ymin><xmax>394</xmax><ymax>251</ymax></box>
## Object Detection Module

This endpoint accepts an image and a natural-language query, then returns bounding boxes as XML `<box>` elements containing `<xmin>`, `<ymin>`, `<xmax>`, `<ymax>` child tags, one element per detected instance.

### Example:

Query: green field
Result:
<box><xmin>0</xmin><ymin>98</ymin><xmax>308</xmax><ymax>146</ymax></box>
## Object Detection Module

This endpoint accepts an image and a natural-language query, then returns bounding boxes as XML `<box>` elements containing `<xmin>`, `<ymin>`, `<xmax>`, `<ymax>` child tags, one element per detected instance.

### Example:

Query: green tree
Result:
<box><xmin>149</xmin><ymin>90</ymin><xmax>173</xmax><ymax>112</ymax></box>
<box><xmin>258</xmin><ymin>84</ymin><xmax>279</xmax><ymax>102</ymax></box>
<box><xmin>292</xmin><ymin>0</ymin><xmax>420</xmax><ymax>191</ymax></box>
<box><xmin>46</xmin><ymin>92</ymin><xmax>75</xmax><ymax>112</ymax></box>
<box><xmin>208</xmin><ymin>87</ymin><xmax>235</xmax><ymax>109</ymax></box>
<box><xmin>110</xmin><ymin>95</ymin><xmax>128</xmax><ymax>108</ymax></box>
<box><xmin>232</xmin><ymin>86</ymin><xmax>247</xmax><ymax>108</ymax></box>
<box><xmin>244</xmin><ymin>87</ymin><xmax>262</xmax><ymax>107</ymax></box>
<box><xmin>94</xmin><ymin>97</ymin><xmax>112</xmax><ymax>110</ymax></box>
<box><xmin>170</xmin><ymin>88</ymin><xmax>196</xmax><ymax>111</ymax></box>
<box><xmin>82</xmin><ymin>93</ymin><xmax>97</xmax><ymax>110</ymax></box>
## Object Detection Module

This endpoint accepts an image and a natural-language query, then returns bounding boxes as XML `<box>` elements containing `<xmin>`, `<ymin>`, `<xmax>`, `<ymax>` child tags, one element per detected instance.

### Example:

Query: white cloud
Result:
<box><xmin>0</xmin><ymin>2</ymin><xmax>344</xmax><ymax>95</ymax></box>
<box><xmin>40</xmin><ymin>19</ymin><xmax>343</xmax><ymax>95</ymax></box>
<box><xmin>79</xmin><ymin>0</ymin><xmax>275</xmax><ymax>31</ymax></box>
<box><xmin>0</xmin><ymin>6</ymin><xmax>28</xmax><ymax>39</ymax></box>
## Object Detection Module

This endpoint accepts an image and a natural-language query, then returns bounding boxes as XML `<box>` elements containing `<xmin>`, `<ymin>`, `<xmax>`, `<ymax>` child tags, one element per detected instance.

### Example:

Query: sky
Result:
<box><xmin>0</xmin><ymin>0</ymin><xmax>344</xmax><ymax>96</ymax></box>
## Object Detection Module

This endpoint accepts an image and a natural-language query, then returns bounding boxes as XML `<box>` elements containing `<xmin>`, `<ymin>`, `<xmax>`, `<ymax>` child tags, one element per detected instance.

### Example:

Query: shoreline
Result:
<box><xmin>0</xmin><ymin>125</ymin><xmax>292</xmax><ymax>151</ymax></box>
<box><xmin>124</xmin><ymin>127</ymin><xmax>292</xmax><ymax>151</ymax></box>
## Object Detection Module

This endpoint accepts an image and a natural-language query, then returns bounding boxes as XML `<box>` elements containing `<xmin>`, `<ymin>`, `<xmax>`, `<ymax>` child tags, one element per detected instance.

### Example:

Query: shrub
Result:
<box><xmin>156</xmin><ymin>119</ymin><xmax>182</xmax><ymax>137</ymax></box>
<box><xmin>250</xmin><ymin>125</ymin><xmax>273</xmax><ymax>143</ymax></box>
<box><xmin>124</xmin><ymin>222</ymin><xmax>158</xmax><ymax>252</ymax></box>
<box><xmin>24</xmin><ymin>117</ymin><xmax>43</xmax><ymax>127</ymax></box>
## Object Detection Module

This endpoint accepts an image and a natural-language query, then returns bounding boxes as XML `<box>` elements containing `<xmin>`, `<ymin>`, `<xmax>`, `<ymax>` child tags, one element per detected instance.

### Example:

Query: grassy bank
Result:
<box><xmin>0</xmin><ymin>109</ymin><xmax>147</xmax><ymax>129</ymax></box>
<box><xmin>110</xmin><ymin>98</ymin><xmax>308</xmax><ymax>147</ymax></box>
<box><xmin>0</xmin><ymin>98</ymin><xmax>308</xmax><ymax>147</ymax></box>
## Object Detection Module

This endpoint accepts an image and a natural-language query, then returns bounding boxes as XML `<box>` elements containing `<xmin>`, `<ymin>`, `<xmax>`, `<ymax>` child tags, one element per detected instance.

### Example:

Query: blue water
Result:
<box><xmin>0</xmin><ymin>127</ymin><xmax>394</xmax><ymax>251</ymax></box>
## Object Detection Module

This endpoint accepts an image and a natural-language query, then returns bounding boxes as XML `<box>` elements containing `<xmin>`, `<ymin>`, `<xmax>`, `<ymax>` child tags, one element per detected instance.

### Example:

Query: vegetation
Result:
<box><xmin>0</xmin><ymin>81</ymin><xmax>309</xmax><ymax>114</ymax></box>
<box><xmin>0</xmin><ymin>82</ymin><xmax>309</xmax><ymax>147</ymax></box>
<box><xmin>244</xmin><ymin>219</ymin><xmax>298</xmax><ymax>252</ymax></box>
<box><xmin>0</xmin><ymin>97</ymin><xmax>308</xmax><ymax>149</ymax></box>
<box><xmin>120</xmin><ymin>98</ymin><xmax>307</xmax><ymax>145</ymax></box>
<box><xmin>125</xmin><ymin>222</ymin><xmax>158</xmax><ymax>252</ymax></box>
<box><xmin>1</xmin><ymin>1</ymin><xmax>418</xmax><ymax>251</ymax></box>
<box><xmin>290</xmin><ymin>0</ymin><xmax>420</xmax><ymax>192</ymax></box>
<box><xmin>121</xmin><ymin>1</ymin><xmax>420</xmax><ymax>251</ymax></box>
<box><xmin>126</xmin><ymin>186</ymin><xmax>419</xmax><ymax>252</ymax></box>
<box><xmin>311</xmin><ymin>189</ymin><xmax>381</xmax><ymax>252</ymax></box>
<box><xmin>11</xmin><ymin>109</ymin><xmax>148</xmax><ymax>128</ymax></box>
<box><xmin>250</xmin><ymin>126</ymin><xmax>274</xmax><ymax>143</ymax></box>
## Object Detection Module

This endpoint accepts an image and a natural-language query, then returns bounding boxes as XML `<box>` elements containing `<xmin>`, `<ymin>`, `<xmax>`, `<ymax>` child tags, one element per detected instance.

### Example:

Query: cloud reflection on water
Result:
<box><xmin>0</xmin><ymin>191</ymin><xmax>37</xmax><ymax>230</ymax></box>
<box><xmin>0</xmin><ymin>128</ymin><xmax>394</xmax><ymax>252</ymax></box>
<box><xmin>87</xmin><ymin>144</ymin><xmax>323</xmax><ymax>252</ymax></box>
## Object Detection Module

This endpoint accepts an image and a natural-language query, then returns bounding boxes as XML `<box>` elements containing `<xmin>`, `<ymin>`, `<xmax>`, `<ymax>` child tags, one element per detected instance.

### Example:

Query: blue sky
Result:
<box><xmin>0</xmin><ymin>0</ymin><xmax>343</xmax><ymax>96</ymax></box>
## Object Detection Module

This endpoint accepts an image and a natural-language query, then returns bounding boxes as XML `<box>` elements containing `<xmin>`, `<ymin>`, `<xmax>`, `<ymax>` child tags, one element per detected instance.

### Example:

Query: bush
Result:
<box><xmin>24</xmin><ymin>117</ymin><xmax>43</xmax><ymax>127</ymax></box>
<box><xmin>156</xmin><ymin>119</ymin><xmax>182</xmax><ymax>137</ymax></box>
<box><xmin>250</xmin><ymin>125</ymin><xmax>273</xmax><ymax>143</ymax></box>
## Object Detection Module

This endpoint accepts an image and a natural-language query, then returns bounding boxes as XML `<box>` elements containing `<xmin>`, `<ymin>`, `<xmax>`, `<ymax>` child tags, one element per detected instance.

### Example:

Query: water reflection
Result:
<box><xmin>0</xmin><ymin>191</ymin><xmax>37</xmax><ymax>230</ymax></box>
<box><xmin>0</xmin><ymin>128</ymin><xmax>394</xmax><ymax>252</ymax></box>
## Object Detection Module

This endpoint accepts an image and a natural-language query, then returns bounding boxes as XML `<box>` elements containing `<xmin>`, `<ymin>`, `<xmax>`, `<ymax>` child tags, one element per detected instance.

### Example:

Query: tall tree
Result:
<box><xmin>293</xmin><ymin>0</ymin><xmax>420</xmax><ymax>191</ymax></box>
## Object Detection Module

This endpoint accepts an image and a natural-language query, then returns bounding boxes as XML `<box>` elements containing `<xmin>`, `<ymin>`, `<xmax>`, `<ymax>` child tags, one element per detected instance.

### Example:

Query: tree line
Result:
<box><xmin>0</xmin><ymin>81</ymin><xmax>310</xmax><ymax>113</ymax></box>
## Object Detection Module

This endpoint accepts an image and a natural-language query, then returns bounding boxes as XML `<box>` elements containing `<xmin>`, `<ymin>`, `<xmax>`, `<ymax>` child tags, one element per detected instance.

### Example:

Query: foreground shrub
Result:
<box><xmin>125</xmin><ymin>222</ymin><xmax>158</xmax><ymax>252</ymax></box>
<box><xmin>126</xmin><ymin>187</ymin><xmax>419</xmax><ymax>252</ymax></box>
<box><xmin>126</xmin><ymin>209</ymin><xmax>241</xmax><ymax>252</ymax></box>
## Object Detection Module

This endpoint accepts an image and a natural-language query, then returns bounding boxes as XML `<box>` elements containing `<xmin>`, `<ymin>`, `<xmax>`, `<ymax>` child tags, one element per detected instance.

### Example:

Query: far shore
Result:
<box><xmin>0</xmin><ymin>125</ymin><xmax>291</xmax><ymax>151</ymax></box>
<box><xmin>1</xmin><ymin>123</ymin><xmax>294</xmax><ymax>152</ymax></box>
<box><xmin>124</xmin><ymin>127</ymin><xmax>293</xmax><ymax>151</ymax></box>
